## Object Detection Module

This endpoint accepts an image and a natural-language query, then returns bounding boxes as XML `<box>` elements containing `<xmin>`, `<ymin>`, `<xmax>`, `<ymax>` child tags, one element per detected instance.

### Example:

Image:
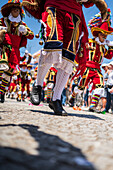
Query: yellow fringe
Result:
<box><xmin>91</xmin><ymin>27</ymin><xmax>113</xmax><ymax>35</ymax></box>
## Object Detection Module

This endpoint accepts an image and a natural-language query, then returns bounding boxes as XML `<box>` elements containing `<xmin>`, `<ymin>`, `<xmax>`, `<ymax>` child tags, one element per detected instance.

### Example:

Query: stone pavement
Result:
<box><xmin>0</xmin><ymin>98</ymin><xmax>113</xmax><ymax>170</ymax></box>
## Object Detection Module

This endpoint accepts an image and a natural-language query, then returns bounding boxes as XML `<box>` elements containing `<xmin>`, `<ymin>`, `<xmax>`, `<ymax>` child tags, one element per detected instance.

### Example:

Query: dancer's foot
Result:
<box><xmin>16</xmin><ymin>98</ymin><xmax>21</xmax><ymax>102</ymax></box>
<box><xmin>89</xmin><ymin>106</ymin><xmax>96</xmax><ymax>112</ymax></box>
<box><xmin>49</xmin><ymin>100</ymin><xmax>68</xmax><ymax>116</ymax></box>
<box><xmin>30</xmin><ymin>84</ymin><xmax>42</xmax><ymax>105</ymax></box>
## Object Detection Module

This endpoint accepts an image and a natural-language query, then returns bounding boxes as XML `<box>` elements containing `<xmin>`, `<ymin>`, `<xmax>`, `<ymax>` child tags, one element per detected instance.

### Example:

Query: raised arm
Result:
<box><xmin>78</xmin><ymin>0</ymin><xmax>108</xmax><ymax>20</ymax></box>
<box><xmin>89</xmin><ymin>0</ymin><xmax>108</xmax><ymax>20</ymax></box>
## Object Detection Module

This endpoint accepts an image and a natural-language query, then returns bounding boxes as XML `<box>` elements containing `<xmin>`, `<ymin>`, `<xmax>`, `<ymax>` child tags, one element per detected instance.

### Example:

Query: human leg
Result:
<box><xmin>89</xmin><ymin>88</ymin><xmax>101</xmax><ymax>110</ymax></box>
<box><xmin>97</xmin><ymin>88</ymin><xmax>107</xmax><ymax>112</ymax></box>
<box><xmin>69</xmin><ymin>86</ymin><xmax>82</xmax><ymax>107</ymax></box>
<box><xmin>69</xmin><ymin>68</ymin><xmax>90</xmax><ymax>107</ymax></box>
<box><xmin>61</xmin><ymin>88</ymin><xmax>66</xmax><ymax>106</ymax></box>
<box><xmin>47</xmin><ymin>83</ymin><xmax>53</xmax><ymax>103</ymax></box>
<box><xmin>30</xmin><ymin>63</ymin><xmax>52</xmax><ymax>105</ymax></box>
<box><xmin>111</xmin><ymin>94</ymin><xmax>113</xmax><ymax>113</ymax></box>
<box><xmin>0</xmin><ymin>70</ymin><xmax>4</xmax><ymax>85</ymax></box>
<box><xmin>105</xmin><ymin>88</ymin><xmax>111</xmax><ymax>112</ymax></box>
<box><xmin>89</xmin><ymin>69</ymin><xmax>104</xmax><ymax>112</ymax></box>
<box><xmin>88</xmin><ymin>95</ymin><xmax>92</xmax><ymax>107</ymax></box>
<box><xmin>0</xmin><ymin>72</ymin><xmax>10</xmax><ymax>103</ymax></box>
<box><xmin>52</xmin><ymin>69</ymin><xmax>70</xmax><ymax>101</ymax></box>
<box><xmin>49</xmin><ymin>59</ymin><xmax>73</xmax><ymax>115</ymax></box>
<box><xmin>101</xmin><ymin>97</ymin><xmax>107</xmax><ymax>111</ymax></box>
<box><xmin>47</xmin><ymin>10</ymin><xmax>81</xmax><ymax>114</ymax></box>
<box><xmin>30</xmin><ymin>8</ymin><xmax>64</xmax><ymax>105</ymax></box>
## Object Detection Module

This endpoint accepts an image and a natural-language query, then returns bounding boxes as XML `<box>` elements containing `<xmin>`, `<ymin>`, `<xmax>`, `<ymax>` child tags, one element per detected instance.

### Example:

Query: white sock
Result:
<box><xmin>35</xmin><ymin>63</ymin><xmax>52</xmax><ymax>86</ymax></box>
<box><xmin>52</xmin><ymin>68</ymin><xmax>70</xmax><ymax>101</ymax></box>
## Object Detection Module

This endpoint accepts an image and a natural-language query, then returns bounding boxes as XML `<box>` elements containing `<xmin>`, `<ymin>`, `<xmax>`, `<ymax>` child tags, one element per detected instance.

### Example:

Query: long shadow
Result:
<box><xmin>68</xmin><ymin>113</ymin><xmax>105</xmax><ymax>120</ymax></box>
<box><xmin>0</xmin><ymin>123</ymin><xmax>97</xmax><ymax>170</ymax></box>
<box><xmin>0</xmin><ymin>111</ymin><xmax>9</xmax><ymax>113</ymax></box>
<box><xmin>30</xmin><ymin>109</ymin><xmax>55</xmax><ymax>116</ymax></box>
<box><xmin>30</xmin><ymin>109</ymin><xmax>104</xmax><ymax>121</ymax></box>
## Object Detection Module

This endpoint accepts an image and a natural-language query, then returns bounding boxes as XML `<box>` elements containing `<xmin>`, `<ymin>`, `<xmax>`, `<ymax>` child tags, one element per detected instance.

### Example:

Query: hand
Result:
<box><xmin>110</xmin><ymin>87</ymin><xmax>113</xmax><ymax>94</ymax></box>
<box><xmin>18</xmin><ymin>25</ymin><xmax>27</xmax><ymax>35</ymax></box>
<box><xmin>85</xmin><ymin>43</ymin><xmax>96</xmax><ymax>50</ymax></box>
<box><xmin>0</xmin><ymin>30</ymin><xmax>7</xmax><ymax>44</ymax></box>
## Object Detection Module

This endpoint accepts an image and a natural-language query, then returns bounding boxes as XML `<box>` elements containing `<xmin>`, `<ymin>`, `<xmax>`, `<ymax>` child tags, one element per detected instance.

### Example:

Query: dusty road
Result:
<box><xmin>0</xmin><ymin>98</ymin><xmax>113</xmax><ymax>170</ymax></box>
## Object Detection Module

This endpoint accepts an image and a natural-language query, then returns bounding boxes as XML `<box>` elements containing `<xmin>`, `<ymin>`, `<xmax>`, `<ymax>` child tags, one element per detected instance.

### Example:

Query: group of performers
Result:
<box><xmin>69</xmin><ymin>8</ymin><xmax>113</xmax><ymax>112</ymax></box>
<box><xmin>0</xmin><ymin>0</ymin><xmax>113</xmax><ymax>116</ymax></box>
<box><xmin>7</xmin><ymin>58</ymin><xmax>32</xmax><ymax>102</ymax></box>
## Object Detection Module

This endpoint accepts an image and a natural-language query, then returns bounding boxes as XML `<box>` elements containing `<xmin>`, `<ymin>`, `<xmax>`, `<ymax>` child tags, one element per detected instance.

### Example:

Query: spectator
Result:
<box><xmin>106</xmin><ymin>61</ymin><xmax>113</xmax><ymax>113</ymax></box>
<box><xmin>98</xmin><ymin>63</ymin><xmax>109</xmax><ymax>113</ymax></box>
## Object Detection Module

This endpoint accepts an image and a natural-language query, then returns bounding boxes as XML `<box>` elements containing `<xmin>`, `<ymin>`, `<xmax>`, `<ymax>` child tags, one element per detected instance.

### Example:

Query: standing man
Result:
<box><xmin>22</xmin><ymin>0</ymin><xmax>108</xmax><ymax>115</ymax></box>
<box><xmin>0</xmin><ymin>0</ymin><xmax>34</xmax><ymax>103</ymax></box>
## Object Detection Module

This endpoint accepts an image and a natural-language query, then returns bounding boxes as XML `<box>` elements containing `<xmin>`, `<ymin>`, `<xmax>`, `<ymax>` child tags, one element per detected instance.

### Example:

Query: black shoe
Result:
<box><xmin>8</xmin><ymin>94</ymin><xmax>10</xmax><ymax>98</ymax></box>
<box><xmin>0</xmin><ymin>93</ymin><xmax>5</xmax><ymax>103</ymax></box>
<box><xmin>11</xmin><ymin>96</ymin><xmax>15</xmax><ymax>99</ymax></box>
<box><xmin>49</xmin><ymin>100</ymin><xmax>68</xmax><ymax>116</ymax></box>
<box><xmin>30</xmin><ymin>84</ymin><xmax>42</xmax><ymax>105</ymax></box>
<box><xmin>16</xmin><ymin>98</ymin><xmax>21</xmax><ymax>102</ymax></box>
<box><xmin>47</xmin><ymin>98</ymin><xmax>51</xmax><ymax>103</ymax></box>
<box><xmin>89</xmin><ymin>106</ymin><xmax>96</xmax><ymax>112</ymax></box>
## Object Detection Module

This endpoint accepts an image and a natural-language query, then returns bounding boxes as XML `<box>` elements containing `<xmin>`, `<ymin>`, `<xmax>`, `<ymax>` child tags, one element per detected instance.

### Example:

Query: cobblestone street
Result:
<box><xmin>0</xmin><ymin>98</ymin><xmax>113</xmax><ymax>170</ymax></box>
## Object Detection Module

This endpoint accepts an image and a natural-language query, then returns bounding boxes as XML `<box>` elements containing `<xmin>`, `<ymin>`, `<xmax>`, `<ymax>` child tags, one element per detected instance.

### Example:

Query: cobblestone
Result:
<box><xmin>0</xmin><ymin>98</ymin><xmax>113</xmax><ymax>170</ymax></box>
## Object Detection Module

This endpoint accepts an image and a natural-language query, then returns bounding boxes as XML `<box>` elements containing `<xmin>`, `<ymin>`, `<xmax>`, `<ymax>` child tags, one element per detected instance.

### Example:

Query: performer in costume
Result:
<box><xmin>22</xmin><ymin>0</ymin><xmax>108</xmax><ymax>115</ymax></box>
<box><xmin>69</xmin><ymin>9</ymin><xmax>113</xmax><ymax>112</ymax></box>
<box><xmin>8</xmin><ymin>69</ymin><xmax>18</xmax><ymax>99</ymax></box>
<box><xmin>7</xmin><ymin>51</ymin><xmax>32</xmax><ymax>99</ymax></box>
<box><xmin>26</xmin><ymin>64</ymin><xmax>32</xmax><ymax>97</ymax></box>
<box><xmin>16</xmin><ymin>61</ymin><xmax>32</xmax><ymax>101</ymax></box>
<box><xmin>0</xmin><ymin>0</ymin><xmax>34</xmax><ymax>103</ymax></box>
<box><xmin>46</xmin><ymin>66</ymin><xmax>57</xmax><ymax>103</ymax></box>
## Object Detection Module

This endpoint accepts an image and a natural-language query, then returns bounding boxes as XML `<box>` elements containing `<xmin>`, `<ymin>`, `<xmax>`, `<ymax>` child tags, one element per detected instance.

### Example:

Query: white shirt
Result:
<box><xmin>107</xmin><ymin>71</ymin><xmax>113</xmax><ymax>85</ymax></box>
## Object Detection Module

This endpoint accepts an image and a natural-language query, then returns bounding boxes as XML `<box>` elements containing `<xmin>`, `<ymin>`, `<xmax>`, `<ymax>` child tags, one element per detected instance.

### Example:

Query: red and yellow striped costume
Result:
<box><xmin>16</xmin><ymin>70</ymin><xmax>31</xmax><ymax>101</ymax></box>
<box><xmin>78</xmin><ymin>38</ymin><xmax>113</xmax><ymax>89</ymax></box>
<box><xmin>0</xmin><ymin>17</ymin><xmax>34</xmax><ymax>95</ymax></box>
<box><xmin>0</xmin><ymin>17</ymin><xmax>34</xmax><ymax>70</ymax></box>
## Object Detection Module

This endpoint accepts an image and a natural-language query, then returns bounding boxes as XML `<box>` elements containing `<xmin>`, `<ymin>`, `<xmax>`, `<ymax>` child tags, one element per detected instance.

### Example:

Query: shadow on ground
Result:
<box><xmin>30</xmin><ymin>109</ymin><xmax>104</xmax><ymax>121</ymax></box>
<box><xmin>0</xmin><ymin>124</ymin><xmax>97</xmax><ymax>170</ymax></box>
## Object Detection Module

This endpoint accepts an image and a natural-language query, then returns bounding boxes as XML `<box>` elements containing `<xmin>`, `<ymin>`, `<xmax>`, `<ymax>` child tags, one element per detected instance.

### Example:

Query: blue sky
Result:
<box><xmin>0</xmin><ymin>0</ymin><xmax>113</xmax><ymax>65</ymax></box>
